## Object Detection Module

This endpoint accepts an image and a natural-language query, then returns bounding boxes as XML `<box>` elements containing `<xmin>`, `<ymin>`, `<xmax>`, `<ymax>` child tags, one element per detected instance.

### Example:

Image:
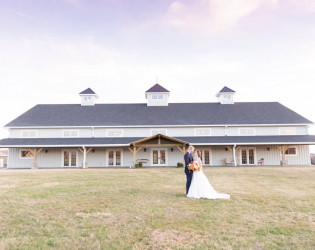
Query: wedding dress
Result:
<box><xmin>187</xmin><ymin>157</ymin><xmax>230</xmax><ymax>199</ymax></box>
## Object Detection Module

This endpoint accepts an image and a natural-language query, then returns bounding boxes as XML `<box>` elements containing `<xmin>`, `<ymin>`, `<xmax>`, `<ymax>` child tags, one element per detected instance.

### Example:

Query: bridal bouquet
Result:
<box><xmin>187</xmin><ymin>161</ymin><xmax>201</xmax><ymax>171</ymax></box>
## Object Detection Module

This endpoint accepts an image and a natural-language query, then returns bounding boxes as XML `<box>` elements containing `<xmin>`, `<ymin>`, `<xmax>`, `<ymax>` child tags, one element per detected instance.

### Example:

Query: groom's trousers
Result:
<box><xmin>186</xmin><ymin>171</ymin><xmax>193</xmax><ymax>195</ymax></box>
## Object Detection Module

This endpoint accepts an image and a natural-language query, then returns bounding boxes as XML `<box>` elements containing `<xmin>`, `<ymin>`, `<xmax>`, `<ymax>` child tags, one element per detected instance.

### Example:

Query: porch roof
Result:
<box><xmin>1</xmin><ymin>135</ymin><xmax>315</xmax><ymax>148</ymax></box>
<box><xmin>181</xmin><ymin>135</ymin><xmax>315</xmax><ymax>145</ymax></box>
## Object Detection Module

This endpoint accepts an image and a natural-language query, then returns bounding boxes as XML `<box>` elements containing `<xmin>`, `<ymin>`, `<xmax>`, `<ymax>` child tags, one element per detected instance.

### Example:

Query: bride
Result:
<box><xmin>187</xmin><ymin>151</ymin><xmax>230</xmax><ymax>199</ymax></box>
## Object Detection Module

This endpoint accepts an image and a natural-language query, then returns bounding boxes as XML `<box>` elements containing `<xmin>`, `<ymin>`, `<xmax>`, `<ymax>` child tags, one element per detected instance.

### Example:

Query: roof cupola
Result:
<box><xmin>145</xmin><ymin>83</ymin><xmax>170</xmax><ymax>106</ymax></box>
<box><xmin>79</xmin><ymin>88</ymin><xmax>98</xmax><ymax>106</ymax></box>
<box><xmin>216</xmin><ymin>86</ymin><xmax>235</xmax><ymax>104</ymax></box>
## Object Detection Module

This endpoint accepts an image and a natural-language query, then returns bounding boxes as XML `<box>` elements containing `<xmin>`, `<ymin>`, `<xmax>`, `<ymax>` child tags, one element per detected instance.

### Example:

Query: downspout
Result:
<box><xmin>233</xmin><ymin>144</ymin><xmax>237</xmax><ymax>167</ymax></box>
<box><xmin>82</xmin><ymin>146</ymin><xmax>86</xmax><ymax>169</ymax></box>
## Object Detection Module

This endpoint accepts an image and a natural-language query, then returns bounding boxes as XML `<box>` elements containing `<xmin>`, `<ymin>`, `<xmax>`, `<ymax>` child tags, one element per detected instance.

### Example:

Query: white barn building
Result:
<box><xmin>1</xmin><ymin>84</ymin><xmax>315</xmax><ymax>168</ymax></box>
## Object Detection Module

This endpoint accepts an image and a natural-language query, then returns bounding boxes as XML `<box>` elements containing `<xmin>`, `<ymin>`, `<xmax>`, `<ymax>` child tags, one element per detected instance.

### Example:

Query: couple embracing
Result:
<box><xmin>184</xmin><ymin>146</ymin><xmax>230</xmax><ymax>199</ymax></box>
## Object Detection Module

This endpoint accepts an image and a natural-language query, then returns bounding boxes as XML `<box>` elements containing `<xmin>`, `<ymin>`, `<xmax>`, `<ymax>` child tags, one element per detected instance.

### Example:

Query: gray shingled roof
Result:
<box><xmin>1</xmin><ymin>135</ymin><xmax>315</xmax><ymax>147</ymax></box>
<box><xmin>218</xmin><ymin>86</ymin><xmax>235</xmax><ymax>93</ymax></box>
<box><xmin>79</xmin><ymin>88</ymin><xmax>96</xmax><ymax>95</ymax></box>
<box><xmin>146</xmin><ymin>84</ymin><xmax>170</xmax><ymax>93</ymax></box>
<box><xmin>4</xmin><ymin>102</ymin><xmax>312</xmax><ymax>127</ymax></box>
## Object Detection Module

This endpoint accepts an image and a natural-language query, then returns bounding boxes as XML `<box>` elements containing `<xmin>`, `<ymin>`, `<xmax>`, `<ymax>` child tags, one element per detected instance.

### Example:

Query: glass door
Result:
<box><xmin>152</xmin><ymin>149</ymin><xmax>167</xmax><ymax>166</ymax></box>
<box><xmin>200</xmin><ymin>149</ymin><xmax>211</xmax><ymax>165</ymax></box>
<box><xmin>107</xmin><ymin>150</ymin><xmax>122</xmax><ymax>166</ymax></box>
<box><xmin>241</xmin><ymin>148</ymin><xmax>255</xmax><ymax>165</ymax></box>
<box><xmin>63</xmin><ymin>150</ymin><xmax>77</xmax><ymax>167</ymax></box>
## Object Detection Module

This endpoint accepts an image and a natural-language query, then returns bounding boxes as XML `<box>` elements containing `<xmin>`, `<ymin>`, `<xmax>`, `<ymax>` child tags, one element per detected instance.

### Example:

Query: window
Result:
<box><xmin>83</xmin><ymin>96</ymin><xmax>92</xmax><ymax>102</ymax></box>
<box><xmin>21</xmin><ymin>130</ymin><xmax>37</xmax><ymax>138</ymax></box>
<box><xmin>20</xmin><ymin>150</ymin><xmax>34</xmax><ymax>159</ymax></box>
<box><xmin>279</xmin><ymin>127</ymin><xmax>296</xmax><ymax>135</ymax></box>
<box><xmin>107</xmin><ymin>129</ymin><xmax>123</xmax><ymax>137</ymax></box>
<box><xmin>63</xmin><ymin>130</ymin><xmax>79</xmax><ymax>137</ymax></box>
<box><xmin>285</xmin><ymin>147</ymin><xmax>297</xmax><ymax>155</ymax></box>
<box><xmin>194</xmin><ymin>128</ymin><xmax>211</xmax><ymax>136</ymax></box>
<box><xmin>239</xmin><ymin>128</ymin><xmax>255</xmax><ymax>136</ymax></box>
<box><xmin>151</xmin><ymin>129</ymin><xmax>167</xmax><ymax>135</ymax></box>
<box><xmin>108</xmin><ymin>150</ymin><xmax>122</xmax><ymax>166</ymax></box>
<box><xmin>152</xmin><ymin>94</ymin><xmax>164</xmax><ymax>100</ymax></box>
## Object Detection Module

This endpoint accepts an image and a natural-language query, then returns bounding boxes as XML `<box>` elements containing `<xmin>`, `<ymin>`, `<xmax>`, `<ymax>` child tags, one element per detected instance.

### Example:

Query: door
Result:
<box><xmin>240</xmin><ymin>148</ymin><xmax>255</xmax><ymax>165</ymax></box>
<box><xmin>107</xmin><ymin>150</ymin><xmax>122</xmax><ymax>166</ymax></box>
<box><xmin>152</xmin><ymin>149</ymin><xmax>167</xmax><ymax>166</ymax></box>
<box><xmin>63</xmin><ymin>150</ymin><xmax>77</xmax><ymax>167</ymax></box>
<box><xmin>199</xmin><ymin>149</ymin><xmax>211</xmax><ymax>165</ymax></box>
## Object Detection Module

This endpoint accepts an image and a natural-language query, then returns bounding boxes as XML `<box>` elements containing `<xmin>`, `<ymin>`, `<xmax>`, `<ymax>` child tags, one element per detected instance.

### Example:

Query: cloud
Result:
<box><xmin>65</xmin><ymin>0</ymin><xmax>84</xmax><ymax>8</ymax></box>
<box><xmin>13</xmin><ymin>11</ymin><xmax>33</xmax><ymax>19</ymax></box>
<box><xmin>160</xmin><ymin>0</ymin><xmax>315</xmax><ymax>35</ymax></box>
<box><xmin>288</xmin><ymin>0</ymin><xmax>315</xmax><ymax>12</ymax></box>
<box><xmin>161</xmin><ymin>0</ymin><xmax>278</xmax><ymax>34</ymax></box>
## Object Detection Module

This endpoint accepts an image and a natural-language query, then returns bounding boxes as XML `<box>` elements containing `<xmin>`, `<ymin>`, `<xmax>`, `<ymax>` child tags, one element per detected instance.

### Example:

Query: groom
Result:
<box><xmin>184</xmin><ymin>145</ymin><xmax>195</xmax><ymax>195</ymax></box>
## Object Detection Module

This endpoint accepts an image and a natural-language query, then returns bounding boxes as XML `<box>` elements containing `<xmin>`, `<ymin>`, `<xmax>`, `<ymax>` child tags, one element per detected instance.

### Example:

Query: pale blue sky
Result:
<box><xmin>0</xmin><ymin>0</ymin><xmax>315</xmax><ymax>151</ymax></box>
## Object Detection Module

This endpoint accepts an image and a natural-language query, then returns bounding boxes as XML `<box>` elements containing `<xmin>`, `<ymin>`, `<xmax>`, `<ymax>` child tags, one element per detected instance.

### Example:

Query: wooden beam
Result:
<box><xmin>133</xmin><ymin>143</ymin><xmax>184</xmax><ymax>148</ymax></box>
<box><xmin>136</xmin><ymin>147</ymin><xmax>142</xmax><ymax>153</ymax></box>
<box><xmin>276</xmin><ymin>145</ymin><xmax>290</xmax><ymax>164</ymax></box>
<box><xmin>176</xmin><ymin>146</ymin><xmax>183</xmax><ymax>153</ymax></box>
<box><xmin>78</xmin><ymin>148</ymin><xmax>83</xmax><ymax>154</ymax></box>
<box><xmin>176</xmin><ymin>146</ymin><xmax>185</xmax><ymax>155</ymax></box>
<box><xmin>31</xmin><ymin>148</ymin><xmax>42</xmax><ymax>169</ymax></box>
<box><xmin>158</xmin><ymin>135</ymin><xmax>161</xmax><ymax>145</ymax></box>
<box><xmin>128</xmin><ymin>147</ymin><xmax>134</xmax><ymax>153</ymax></box>
<box><xmin>226</xmin><ymin>146</ymin><xmax>233</xmax><ymax>152</ymax></box>
<box><xmin>86</xmin><ymin>147</ymin><xmax>93</xmax><ymax>154</ymax></box>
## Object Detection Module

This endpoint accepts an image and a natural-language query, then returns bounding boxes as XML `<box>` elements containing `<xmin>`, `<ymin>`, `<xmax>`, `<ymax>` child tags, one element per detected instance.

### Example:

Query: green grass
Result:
<box><xmin>0</xmin><ymin>167</ymin><xmax>314</xmax><ymax>249</ymax></box>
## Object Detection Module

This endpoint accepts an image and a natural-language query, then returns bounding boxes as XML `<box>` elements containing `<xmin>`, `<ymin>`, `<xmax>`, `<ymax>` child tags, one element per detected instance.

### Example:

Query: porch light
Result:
<box><xmin>171</xmin><ymin>148</ymin><xmax>173</xmax><ymax>152</ymax></box>
<box><xmin>45</xmin><ymin>149</ymin><xmax>48</xmax><ymax>153</ymax></box>
<box><xmin>267</xmin><ymin>147</ymin><xmax>270</xmax><ymax>151</ymax></box>
<box><xmin>144</xmin><ymin>148</ymin><xmax>146</xmax><ymax>152</ymax></box>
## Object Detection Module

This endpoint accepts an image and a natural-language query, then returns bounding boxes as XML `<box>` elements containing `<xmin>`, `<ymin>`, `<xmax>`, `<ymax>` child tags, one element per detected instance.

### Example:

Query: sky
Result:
<box><xmin>0</xmin><ymin>0</ymin><xmax>315</xmax><ymax>151</ymax></box>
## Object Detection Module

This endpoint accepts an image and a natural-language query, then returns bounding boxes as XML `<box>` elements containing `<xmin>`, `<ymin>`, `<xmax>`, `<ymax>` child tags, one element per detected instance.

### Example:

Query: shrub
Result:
<box><xmin>139</xmin><ymin>162</ymin><xmax>143</xmax><ymax>168</ymax></box>
<box><xmin>177</xmin><ymin>162</ymin><xmax>184</xmax><ymax>168</ymax></box>
<box><xmin>135</xmin><ymin>163</ymin><xmax>139</xmax><ymax>168</ymax></box>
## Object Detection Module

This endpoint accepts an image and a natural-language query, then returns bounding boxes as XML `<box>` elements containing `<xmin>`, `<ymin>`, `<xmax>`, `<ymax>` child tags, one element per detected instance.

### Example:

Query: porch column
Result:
<box><xmin>128</xmin><ymin>146</ymin><xmax>142</xmax><ymax>166</ymax></box>
<box><xmin>233</xmin><ymin>144</ymin><xmax>237</xmax><ymax>167</ymax></box>
<box><xmin>276</xmin><ymin>145</ymin><xmax>289</xmax><ymax>166</ymax></box>
<box><xmin>30</xmin><ymin>148</ymin><xmax>43</xmax><ymax>169</ymax></box>
<box><xmin>133</xmin><ymin>146</ymin><xmax>137</xmax><ymax>164</ymax></box>
<box><xmin>82</xmin><ymin>146</ymin><xmax>87</xmax><ymax>169</ymax></box>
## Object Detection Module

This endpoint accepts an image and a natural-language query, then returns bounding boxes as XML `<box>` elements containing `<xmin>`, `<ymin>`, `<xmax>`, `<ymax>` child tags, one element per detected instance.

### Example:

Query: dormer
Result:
<box><xmin>216</xmin><ymin>86</ymin><xmax>235</xmax><ymax>104</ymax></box>
<box><xmin>79</xmin><ymin>88</ymin><xmax>98</xmax><ymax>106</ymax></box>
<box><xmin>145</xmin><ymin>83</ymin><xmax>170</xmax><ymax>106</ymax></box>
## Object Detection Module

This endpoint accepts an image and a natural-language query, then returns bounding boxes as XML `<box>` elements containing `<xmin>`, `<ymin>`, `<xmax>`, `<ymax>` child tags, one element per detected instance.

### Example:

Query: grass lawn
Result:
<box><xmin>0</xmin><ymin>167</ymin><xmax>314</xmax><ymax>249</ymax></box>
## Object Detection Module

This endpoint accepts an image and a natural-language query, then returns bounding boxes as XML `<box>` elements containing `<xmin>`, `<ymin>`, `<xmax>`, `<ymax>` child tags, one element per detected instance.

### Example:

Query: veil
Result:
<box><xmin>193</xmin><ymin>152</ymin><xmax>201</xmax><ymax>162</ymax></box>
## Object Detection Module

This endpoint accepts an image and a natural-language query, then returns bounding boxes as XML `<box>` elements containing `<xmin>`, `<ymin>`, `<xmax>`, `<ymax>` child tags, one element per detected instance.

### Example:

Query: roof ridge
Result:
<box><xmin>146</xmin><ymin>83</ymin><xmax>170</xmax><ymax>93</ymax></box>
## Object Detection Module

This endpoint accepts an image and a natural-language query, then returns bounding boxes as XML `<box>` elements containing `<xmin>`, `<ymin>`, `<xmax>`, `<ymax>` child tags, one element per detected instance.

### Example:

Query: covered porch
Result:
<box><xmin>1</xmin><ymin>135</ymin><xmax>315</xmax><ymax>168</ymax></box>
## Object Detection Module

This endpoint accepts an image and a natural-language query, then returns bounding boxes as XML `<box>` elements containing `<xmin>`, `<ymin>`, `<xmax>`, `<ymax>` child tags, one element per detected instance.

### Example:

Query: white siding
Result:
<box><xmin>9</xmin><ymin>125</ymin><xmax>309</xmax><ymax>138</ymax></box>
<box><xmin>6</xmin><ymin>145</ymin><xmax>311</xmax><ymax>168</ymax></box>
<box><xmin>211</xmin><ymin>146</ymin><xmax>234</xmax><ymax>166</ymax></box>
<box><xmin>10</xmin><ymin>128</ymin><xmax>93</xmax><ymax>138</ymax></box>
<box><xmin>281</xmin><ymin>145</ymin><xmax>310</xmax><ymax>165</ymax></box>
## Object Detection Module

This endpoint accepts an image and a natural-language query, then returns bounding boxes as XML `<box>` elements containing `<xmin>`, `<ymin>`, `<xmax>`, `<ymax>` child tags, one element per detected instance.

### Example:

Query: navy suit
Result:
<box><xmin>184</xmin><ymin>152</ymin><xmax>194</xmax><ymax>195</ymax></box>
